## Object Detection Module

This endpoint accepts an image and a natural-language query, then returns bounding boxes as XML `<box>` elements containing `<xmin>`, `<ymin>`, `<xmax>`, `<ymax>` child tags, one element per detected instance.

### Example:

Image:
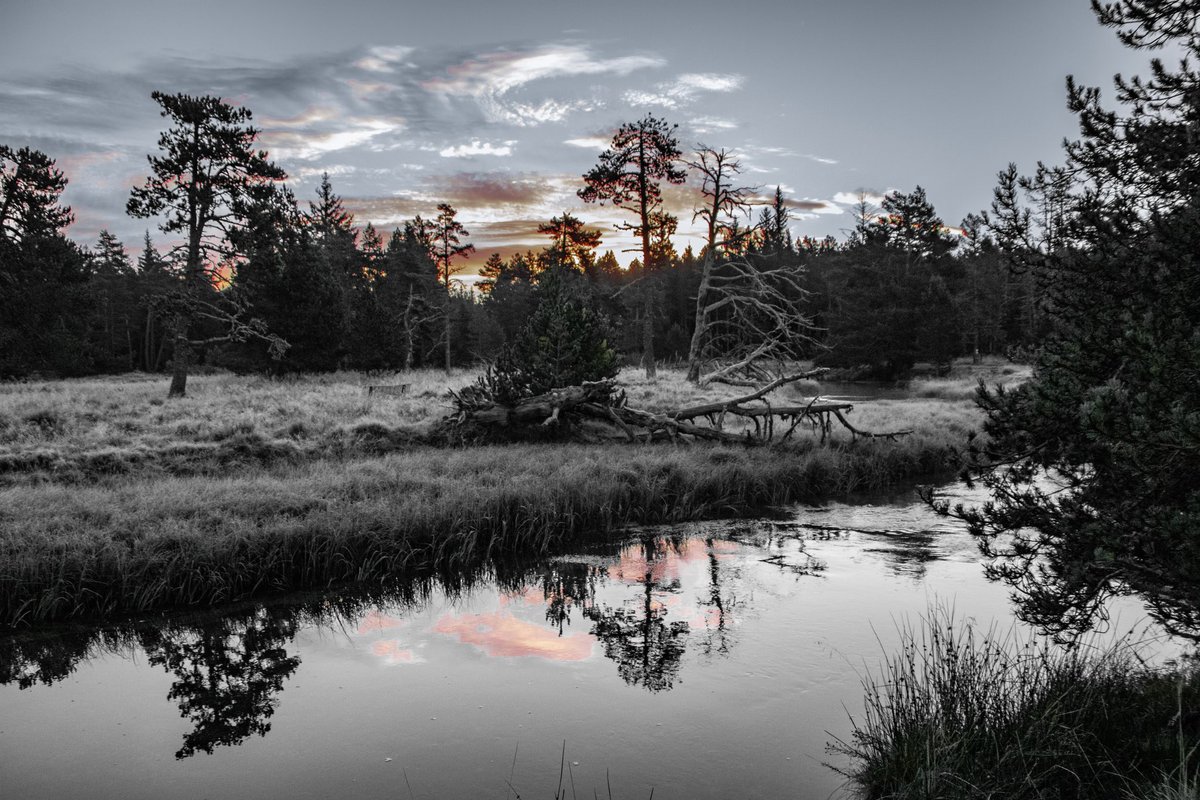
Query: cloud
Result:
<box><xmin>354</xmin><ymin>45</ymin><xmax>414</xmax><ymax>73</ymax></box>
<box><xmin>424</xmin><ymin>44</ymin><xmax>662</xmax><ymax>125</ymax></box>
<box><xmin>676</xmin><ymin>73</ymin><xmax>743</xmax><ymax>92</ymax></box>
<box><xmin>438</xmin><ymin>139</ymin><xmax>516</xmax><ymax>158</ymax></box>
<box><xmin>833</xmin><ymin>190</ymin><xmax>889</xmax><ymax>206</ymax></box>
<box><xmin>787</xmin><ymin>198</ymin><xmax>843</xmax><ymax>215</ymax></box>
<box><xmin>563</xmin><ymin>136</ymin><xmax>611</xmax><ymax>149</ymax></box>
<box><xmin>262</xmin><ymin>116</ymin><xmax>405</xmax><ymax>161</ymax></box>
<box><xmin>623</xmin><ymin>72</ymin><xmax>744</xmax><ymax>110</ymax></box>
<box><xmin>689</xmin><ymin>116</ymin><xmax>738</xmax><ymax>131</ymax></box>
<box><xmin>425</xmin><ymin>45</ymin><xmax>662</xmax><ymax>96</ymax></box>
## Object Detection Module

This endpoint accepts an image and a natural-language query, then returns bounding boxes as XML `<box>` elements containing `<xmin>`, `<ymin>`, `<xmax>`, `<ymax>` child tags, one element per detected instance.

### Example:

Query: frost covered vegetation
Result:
<box><xmin>0</xmin><ymin>365</ymin><xmax>985</xmax><ymax>626</ymax></box>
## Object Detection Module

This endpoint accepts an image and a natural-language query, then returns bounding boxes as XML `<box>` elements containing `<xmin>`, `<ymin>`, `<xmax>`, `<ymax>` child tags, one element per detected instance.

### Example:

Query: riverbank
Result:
<box><xmin>0</xmin><ymin>366</ymin><xmax>990</xmax><ymax>628</ymax></box>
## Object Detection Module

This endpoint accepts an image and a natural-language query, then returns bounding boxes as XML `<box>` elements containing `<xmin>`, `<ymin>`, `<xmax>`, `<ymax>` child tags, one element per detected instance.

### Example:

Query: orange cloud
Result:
<box><xmin>434</xmin><ymin>611</ymin><xmax>595</xmax><ymax>661</ymax></box>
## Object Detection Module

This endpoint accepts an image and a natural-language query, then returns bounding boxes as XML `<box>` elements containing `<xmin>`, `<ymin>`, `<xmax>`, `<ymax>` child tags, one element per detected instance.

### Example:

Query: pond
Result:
<box><xmin>0</xmin><ymin>481</ymin><xmax>1168</xmax><ymax>799</ymax></box>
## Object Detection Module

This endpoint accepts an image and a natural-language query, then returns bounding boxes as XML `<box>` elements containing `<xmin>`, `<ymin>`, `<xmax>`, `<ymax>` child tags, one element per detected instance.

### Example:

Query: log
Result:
<box><xmin>460</xmin><ymin>382</ymin><xmax>614</xmax><ymax>427</ymax></box>
<box><xmin>450</xmin><ymin>372</ymin><xmax>911</xmax><ymax>445</ymax></box>
<box><xmin>673</xmin><ymin>368</ymin><xmax>828</xmax><ymax>420</ymax></box>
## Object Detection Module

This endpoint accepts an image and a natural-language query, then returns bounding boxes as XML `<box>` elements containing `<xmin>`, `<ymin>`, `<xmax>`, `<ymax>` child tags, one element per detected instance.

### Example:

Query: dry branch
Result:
<box><xmin>450</xmin><ymin>370</ymin><xmax>912</xmax><ymax>445</ymax></box>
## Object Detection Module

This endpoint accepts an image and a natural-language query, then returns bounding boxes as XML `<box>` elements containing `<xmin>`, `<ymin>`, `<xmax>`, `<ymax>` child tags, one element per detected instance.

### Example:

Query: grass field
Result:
<box><xmin>0</xmin><ymin>363</ymin><xmax>1003</xmax><ymax>626</ymax></box>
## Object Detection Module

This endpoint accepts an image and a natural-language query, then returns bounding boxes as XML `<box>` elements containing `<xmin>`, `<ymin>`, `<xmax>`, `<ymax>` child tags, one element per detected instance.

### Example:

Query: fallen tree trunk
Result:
<box><xmin>449</xmin><ymin>372</ymin><xmax>912</xmax><ymax>445</ymax></box>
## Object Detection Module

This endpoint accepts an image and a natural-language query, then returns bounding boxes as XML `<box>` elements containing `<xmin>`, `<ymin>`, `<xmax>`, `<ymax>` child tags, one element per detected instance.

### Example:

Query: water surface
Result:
<box><xmin>0</xmin><ymin>482</ymin><xmax>1166</xmax><ymax>799</ymax></box>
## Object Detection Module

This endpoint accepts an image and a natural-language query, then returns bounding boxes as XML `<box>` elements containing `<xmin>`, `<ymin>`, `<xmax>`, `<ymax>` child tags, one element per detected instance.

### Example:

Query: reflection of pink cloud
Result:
<box><xmin>498</xmin><ymin>587</ymin><xmax>546</xmax><ymax>608</ymax></box>
<box><xmin>434</xmin><ymin>612</ymin><xmax>594</xmax><ymax>661</ymax></box>
<box><xmin>357</xmin><ymin>610</ymin><xmax>409</xmax><ymax>635</ymax></box>
<box><xmin>609</xmin><ymin>538</ymin><xmax>733</xmax><ymax>585</ymax></box>
<box><xmin>372</xmin><ymin>640</ymin><xmax>417</xmax><ymax>664</ymax></box>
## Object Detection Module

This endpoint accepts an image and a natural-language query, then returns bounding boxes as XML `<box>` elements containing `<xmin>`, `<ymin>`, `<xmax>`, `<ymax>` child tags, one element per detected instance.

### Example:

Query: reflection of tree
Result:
<box><xmin>139</xmin><ymin>607</ymin><xmax>300</xmax><ymax>759</ymax></box>
<box><xmin>541</xmin><ymin>561</ymin><xmax>601</xmax><ymax>635</ymax></box>
<box><xmin>584</xmin><ymin>540</ymin><xmax>689</xmax><ymax>693</ymax></box>
<box><xmin>0</xmin><ymin>631</ymin><xmax>111</xmax><ymax>690</ymax></box>
<box><xmin>698</xmin><ymin>538</ymin><xmax>737</xmax><ymax>657</ymax></box>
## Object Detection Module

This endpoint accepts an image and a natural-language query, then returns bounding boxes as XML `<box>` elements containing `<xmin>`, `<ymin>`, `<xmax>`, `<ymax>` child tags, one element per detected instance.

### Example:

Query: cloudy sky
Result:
<box><xmin>1</xmin><ymin>0</ymin><xmax>1148</xmax><ymax>270</ymax></box>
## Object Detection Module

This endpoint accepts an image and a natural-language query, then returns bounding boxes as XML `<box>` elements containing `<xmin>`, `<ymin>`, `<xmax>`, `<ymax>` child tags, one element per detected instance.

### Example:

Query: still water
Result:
<box><xmin>0</xmin><ymin>482</ymin><xmax>1165</xmax><ymax>800</ymax></box>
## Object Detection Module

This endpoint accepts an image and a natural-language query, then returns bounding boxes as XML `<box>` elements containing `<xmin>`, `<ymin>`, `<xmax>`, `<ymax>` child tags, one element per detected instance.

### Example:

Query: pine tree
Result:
<box><xmin>579</xmin><ymin>115</ymin><xmax>687</xmax><ymax>378</ymax></box>
<box><xmin>953</xmin><ymin>0</ymin><xmax>1200</xmax><ymax>637</ymax></box>
<box><xmin>431</xmin><ymin>203</ymin><xmax>474</xmax><ymax>373</ymax></box>
<box><xmin>126</xmin><ymin>92</ymin><xmax>287</xmax><ymax>397</ymax></box>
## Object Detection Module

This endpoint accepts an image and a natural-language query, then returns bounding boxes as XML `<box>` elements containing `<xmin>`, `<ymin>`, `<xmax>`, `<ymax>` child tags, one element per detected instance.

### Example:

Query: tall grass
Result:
<box><xmin>0</xmin><ymin>366</ymin><xmax>987</xmax><ymax>626</ymax></box>
<box><xmin>0</xmin><ymin>435</ymin><xmax>958</xmax><ymax>627</ymax></box>
<box><xmin>829</xmin><ymin>608</ymin><xmax>1199</xmax><ymax>799</ymax></box>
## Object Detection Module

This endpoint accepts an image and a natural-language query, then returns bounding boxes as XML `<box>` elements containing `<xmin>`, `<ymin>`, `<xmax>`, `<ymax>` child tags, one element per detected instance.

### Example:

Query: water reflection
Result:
<box><xmin>140</xmin><ymin>608</ymin><xmax>300</xmax><ymax>758</ymax></box>
<box><xmin>0</xmin><ymin>514</ymin><xmax>954</xmax><ymax>759</ymax></box>
<box><xmin>585</xmin><ymin>539</ymin><xmax>690</xmax><ymax>692</ymax></box>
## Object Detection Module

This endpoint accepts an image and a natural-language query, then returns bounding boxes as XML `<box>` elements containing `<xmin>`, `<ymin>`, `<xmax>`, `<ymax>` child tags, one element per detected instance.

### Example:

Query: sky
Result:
<box><xmin>0</xmin><ymin>0</ymin><xmax>1152</xmax><ymax>272</ymax></box>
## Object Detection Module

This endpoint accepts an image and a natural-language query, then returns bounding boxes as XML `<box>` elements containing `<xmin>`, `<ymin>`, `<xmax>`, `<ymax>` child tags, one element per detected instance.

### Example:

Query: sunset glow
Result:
<box><xmin>1</xmin><ymin>2</ymin><xmax>1142</xmax><ymax>266</ymax></box>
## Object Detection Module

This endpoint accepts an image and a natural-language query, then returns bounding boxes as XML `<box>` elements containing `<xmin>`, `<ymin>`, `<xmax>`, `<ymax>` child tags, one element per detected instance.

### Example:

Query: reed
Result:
<box><xmin>0</xmin><ymin>433</ymin><xmax>960</xmax><ymax>627</ymax></box>
<box><xmin>0</xmin><ymin>365</ymin><xmax>990</xmax><ymax>626</ymax></box>
<box><xmin>829</xmin><ymin>608</ymin><xmax>1199</xmax><ymax>799</ymax></box>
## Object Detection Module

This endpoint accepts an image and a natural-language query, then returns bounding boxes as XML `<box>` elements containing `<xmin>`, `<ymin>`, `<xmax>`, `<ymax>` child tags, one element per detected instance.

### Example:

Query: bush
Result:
<box><xmin>470</xmin><ymin>265</ymin><xmax>619</xmax><ymax>406</ymax></box>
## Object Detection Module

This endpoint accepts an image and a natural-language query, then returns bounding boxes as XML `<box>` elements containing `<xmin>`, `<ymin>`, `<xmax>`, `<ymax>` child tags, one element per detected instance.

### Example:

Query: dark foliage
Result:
<box><xmin>946</xmin><ymin>0</ymin><xmax>1200</xmax><ymax>638</ymax></box>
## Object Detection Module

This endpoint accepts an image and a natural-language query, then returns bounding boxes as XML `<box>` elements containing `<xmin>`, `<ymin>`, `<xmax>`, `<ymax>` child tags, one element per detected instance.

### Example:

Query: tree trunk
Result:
<box><xmin>685</xmin><ymin>252</ymin><xmax>715</xmax><ymax>384</ymax></box>
<box><xmin>402</xmin><ymin>286</ymin><xmax>415</xmax><ymax>372</ymax></box>
<box><xmin>443</xmin><ymin>292</ymin><xmax>452</xmax><ymax>375</ymax></box>
<box><xmin>642</xmin><ymin>293</ymin><xmax>656</xmax><ymax>379</ymax></box>
<box><xmin>168</xmin><ymin>330</ymin><xmax>190</xmax><ymax>398</ymax></box>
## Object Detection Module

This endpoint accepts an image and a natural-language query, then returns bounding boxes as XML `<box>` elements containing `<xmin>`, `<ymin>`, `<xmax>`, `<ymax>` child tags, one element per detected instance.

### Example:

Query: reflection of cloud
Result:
<box><xmin>356</xmin><ymin>610</ymin><xmax>409</xmax><ymax>634</ymax></box>
<box><xmin>609</xmin><ymin>538</ymin><xmax>732</xmax><ymax>586</ymax></box>
<box><xmin>434</xmin><ymin>612</ymin><xmax>594</xmax><ymax>661</ymax></box>
<box><xmin>371</xmin><ymin>640</ymin><xmax>419</xmax><ymax>665</ymax></box>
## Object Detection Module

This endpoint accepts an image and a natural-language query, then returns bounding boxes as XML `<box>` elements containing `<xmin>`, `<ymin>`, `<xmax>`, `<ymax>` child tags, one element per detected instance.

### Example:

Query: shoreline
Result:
<box><xmin>1</xmin><ymin>436</ymin><xmax>963</xmax><ymax>629</ymax></box>
<box><xmin>0</xmin><ymin>366</ymin><xmax>994</xmax><ymax>630</ymax></box>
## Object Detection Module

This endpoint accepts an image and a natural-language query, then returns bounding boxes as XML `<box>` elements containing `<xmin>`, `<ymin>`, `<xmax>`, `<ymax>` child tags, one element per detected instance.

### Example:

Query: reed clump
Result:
<box><xmin>830</xmin><ymin>609</ymin><xmax>1200</xmax><ymax>799</ymax></box>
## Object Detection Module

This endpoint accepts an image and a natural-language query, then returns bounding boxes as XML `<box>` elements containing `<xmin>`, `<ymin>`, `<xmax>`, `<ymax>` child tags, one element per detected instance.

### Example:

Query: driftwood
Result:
<box><xmin>451</xmin><ymin>371</ymin><xmax>913</xmax><ymax>445</ymax></box>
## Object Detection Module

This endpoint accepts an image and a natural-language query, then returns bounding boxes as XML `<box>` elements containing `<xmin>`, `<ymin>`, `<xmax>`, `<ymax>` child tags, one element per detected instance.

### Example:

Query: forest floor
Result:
<box><xmin>0</xmin><ymin>360</ymin><xmax>1024</xmax><ymax>627</ymax></box>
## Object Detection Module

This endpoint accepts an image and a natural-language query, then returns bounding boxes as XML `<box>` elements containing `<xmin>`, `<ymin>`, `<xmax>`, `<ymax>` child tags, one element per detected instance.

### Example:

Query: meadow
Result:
<box><xmin>0</xmin><ymin>364</ymin><xmax>993</xmax><ymax>626</ymax></box>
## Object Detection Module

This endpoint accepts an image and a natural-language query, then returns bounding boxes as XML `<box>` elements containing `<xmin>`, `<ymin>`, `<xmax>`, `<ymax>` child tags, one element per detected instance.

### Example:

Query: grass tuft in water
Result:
<box><xmin>829</xmin><ymin>608</ymin><xmax>1200</xmax><ymax>799</ymax></box>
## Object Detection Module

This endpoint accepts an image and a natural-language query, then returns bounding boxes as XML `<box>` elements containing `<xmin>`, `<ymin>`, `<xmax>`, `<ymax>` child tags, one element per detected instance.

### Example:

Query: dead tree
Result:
<box><xmin>449</xmin><ymin>370</ymin><xmax>912</xmax><ymax>444</ymax></box>
<box><xmin>684</xmin><ymin>146</ymin><xmax>815</xmax><ymax>386</ymax></box>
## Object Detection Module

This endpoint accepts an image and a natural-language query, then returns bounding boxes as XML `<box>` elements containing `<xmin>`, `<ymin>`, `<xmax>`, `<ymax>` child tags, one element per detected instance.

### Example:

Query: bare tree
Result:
<box><xmin>684</xmin><ymin>146</ymin><xmax>814</xmax><ymax>385</ymax></box>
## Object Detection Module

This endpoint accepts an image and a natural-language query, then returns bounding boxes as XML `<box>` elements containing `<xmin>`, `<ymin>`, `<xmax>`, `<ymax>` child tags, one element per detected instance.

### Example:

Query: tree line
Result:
<box><xmin>2</xmin><ymin>96</ymin><xmax>1047</xmax><ymax>392</ymax></box>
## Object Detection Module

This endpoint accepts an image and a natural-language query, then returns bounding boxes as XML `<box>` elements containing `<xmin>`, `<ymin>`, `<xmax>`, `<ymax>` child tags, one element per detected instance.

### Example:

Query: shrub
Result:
<box><xmin>469</xmin><ymin>265</ymin><xmax>619</xmax><ymax>406</ymax></box>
